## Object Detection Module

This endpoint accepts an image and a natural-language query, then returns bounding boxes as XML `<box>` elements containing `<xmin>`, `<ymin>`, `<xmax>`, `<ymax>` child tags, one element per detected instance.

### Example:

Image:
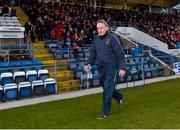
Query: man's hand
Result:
<box><xmin>119</xmin><ymin>69</ymin><xmax>126</xmax><ymax>77</ymax></box>
<box><xmin>84</xmin><ymin>64</ymin><xmax>92</xmax><ymax>72</ymax></box>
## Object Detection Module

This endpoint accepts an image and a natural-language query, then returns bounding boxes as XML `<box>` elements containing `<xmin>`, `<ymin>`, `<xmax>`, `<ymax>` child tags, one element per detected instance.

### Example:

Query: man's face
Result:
<box><xmin>97</xmin><ymin>23</ymin><xmax>108</xmax><ymax>36</ymax></box>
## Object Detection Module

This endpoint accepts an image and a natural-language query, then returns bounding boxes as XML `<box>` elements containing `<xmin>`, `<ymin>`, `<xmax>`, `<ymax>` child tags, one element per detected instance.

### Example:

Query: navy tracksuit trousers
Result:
<box><xmin>98</xmin><ymin>67</ymin><xmax>123</xmax><ymax>115</ymax></box>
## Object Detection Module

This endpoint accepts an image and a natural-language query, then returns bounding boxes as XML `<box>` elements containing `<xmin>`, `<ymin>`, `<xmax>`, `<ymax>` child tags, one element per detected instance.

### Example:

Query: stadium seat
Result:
<box><xmin>14</xmin><ymin>71</ymin><xmax>26</xmax><ymax>84</ymax></box>
<box><xmin>32</xmin><ymin>80</ymin><xmax>44</xmax><ymax>95</ymax></box>
<box><xmin>80</xmin><ymin>73</ymin><xmax>92</xmax><ymax>89</ymax></box>
<box><xmin>130</xmin><ymin>65</ymin><xmax>139</xmax><ymax>81</ymax></box>
<box><xmin>131</xmin><ymin>47</ymin><xmax>142</xmax><ymax>56</ymax></box>
<box><xmin>4</xmin><ymin>83</ymin><xmax>18</xmax><ymax>100</ymax></box>
<box><xmin>68</xmin><ymin>62</ymin><xmax>77</xmax><ymax>70</ymax></box>
<box><xmin>149</xmin><ymin>63</ymin><xmax>159</xmax><ymax>77</ymax></box>
<box><xmin>18</xmin><ymin>82</ymin><xmax>31</xmax><ymax>98</ymax></box>
<box><xmin>44</xmin><ymin>78</ymin><xmax>57</xmax><ymax>94</ymax></box>
<box><xmin>154</xmin><ymin>62</ymin><xmax>163</xmax><ymax>76</ymax></box>
<box><xmin>0</xmin><ymin>72</ymin><xmax>14</xmax><ymax>85</ymax></box>
<box><xmin>38</xmin><ymin>69</ymin><xmax>49</xmax><ymax>81</ymax></box>
<box><xmin>0</xmin><ymin>85</ymin><xmax>3</xmax><ymax>101</ymax></box>
<box><xmin>92</xmin><ymin>74</ymin><xmax>100</xmax><ymax>87</ymax></box>
<box><xmin>176</xmin><ymin>41</ymin><xmax>180</xmax><ymax>49</ymax></box>
<box><xmin>143</xmin><ymin>64</ymin><xmax>152</xmax><ymax>78</ymax></box>
<box><xmin>26</xmin><ymin>70</ymin><xmax>38</xmax><ymax>83</ymax></box>
<box><xmin>74</xmin><ymin>65</ymin><xmax>84</xmax><ymax>79</ymax></box>
<box><xmin>54</xmin><ymin>50</ymin><xmax>63</xmax><ymax>60</ymax></box>
<box><xmin>62</xmin><ymin>49</ymin><xmax>70</xmax><ymax>59</ymax></box>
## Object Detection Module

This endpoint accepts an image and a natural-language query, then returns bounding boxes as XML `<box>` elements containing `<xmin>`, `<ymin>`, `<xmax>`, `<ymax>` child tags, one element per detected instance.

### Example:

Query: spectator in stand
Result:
<box><xmin>72</xmin><ymin>42</ymin><xmax>79</xmax><ymax>59</ymax></box>
<box><xmin>36</xmin><ymin>21</ymin><xmax>44</xmax><ymax>41</ymax></box>
<box><xmin>30</xmin><ymin>24</ymin><xmax>36</xmax><ymax>43</ymax></box>
<box><xmin>54</xmin><ymin>20</ymin><xmax>63</xmax><ymax>41</ymax></box>
<box><xmin>176</xmin><ymin>31</ymin><xmax>180</xmax><ymax>42</ymax></box>
<box><xmin>44</xmin><ymin>16</ymin><xmax>52</xmax><ymax>40</ymax></box>
<box><xmin>2</xmin><ymin>4</ymin><xmax>9</xmax><ymax>16</ymax></box>
<box><xmin>11</xmin><ymin>5</ymin><xmax>17</xmax><ymax>16</ymax></box>
<box><xmin>65</xmin><ymin>37</ymin><xmax>72</xmax><ymax>48</ymax></box>
<box><xmin>50</xmin><ymin>29</ymin><xmax>57</xmax><ymax>40</ymax></box>
<box><xmin>24</xmin><ymin>21</ymin><xmax>32</xmax><ymax>42</ymax></box>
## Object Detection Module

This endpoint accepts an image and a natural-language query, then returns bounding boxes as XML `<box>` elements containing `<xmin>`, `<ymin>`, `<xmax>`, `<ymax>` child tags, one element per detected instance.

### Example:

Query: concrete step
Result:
<box><xmin>34</xmin><ymin>49</ymin><xmax>49</xmax><ymax>54</ymax></box>
<box><xmin>57</xmin><ymin>80</ymin><xmax>80</xmax><ymax>93</ymax></box>
<box><xmin>34</xmin><ymin>54</ymin><xmax>54</xmax><ymax>60</ymax></box>
<box><xmin>57</xmin><ymin>80</ymin><xmax>80</xmax><ymax>89</ymax></box>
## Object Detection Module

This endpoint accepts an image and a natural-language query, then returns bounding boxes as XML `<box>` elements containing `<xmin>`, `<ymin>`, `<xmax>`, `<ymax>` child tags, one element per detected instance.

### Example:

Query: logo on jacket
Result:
<box><xmin>105</xmin><ymin>39</ymin><xmax>110</xmax><ymax>45</ymax></box>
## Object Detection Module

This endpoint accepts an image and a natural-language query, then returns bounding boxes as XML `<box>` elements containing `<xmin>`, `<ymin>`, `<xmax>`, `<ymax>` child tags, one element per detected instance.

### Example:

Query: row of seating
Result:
<box><xmin>0</xmin><ymin>69</ymin><xmax>57</xmax><ymax>101</ymax></box>
<box><xmin>0</xmin><ymin>69</ymin><xmax>50</xmax><ymax>85</ymax></box>
<box><xmin>45</xmin><ymin>40</ymin><xmax>91</xmax><ymax>60</ymax></box>
<box><xmin>72</xmin><ymin>56</ymin><xmax>163</xmax><ymax>88</ymax></box>
<box><xmin>0</xmin><ymin>78</ymin><xmax>57</xmax><ymax>101</ymax></box>
<box><xmin>1</xmin><ymin>44</ymin><xmax>28</xmax><ymax>50</ymax></box>
<box><xmin>0</xmin><ymin>16</ymin><xmax>18</xmax><ymax>20</ymax></box>
<box><xmin>0</xmin><ymin>16</ymin><xmax>20</xmax><ymax>27</ymax></box>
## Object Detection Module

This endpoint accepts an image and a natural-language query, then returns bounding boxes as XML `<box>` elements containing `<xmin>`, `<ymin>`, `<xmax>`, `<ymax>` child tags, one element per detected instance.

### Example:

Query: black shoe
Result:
<box><xmin>118</xmin><ymin>99</ymin><xmax>122</xmax><ymax>108</ymax></box>
<box><xmin>96</xmin><ymin>113</ymin><xmax>108</xmax><ymax>119</ymax></box>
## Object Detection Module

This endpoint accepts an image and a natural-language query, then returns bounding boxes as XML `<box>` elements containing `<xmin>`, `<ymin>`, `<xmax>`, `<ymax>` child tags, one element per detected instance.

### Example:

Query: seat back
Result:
<box><xmin>18</xmin><ymin>82</ymin><xmax>31</xmax><ymax>98</ymax></box>
<box><xmin>4</xmin><ymin>83</ymin><xmax>18</xmax><ymax>100</ymax></box>
<box><xmin>1</xmin><ymin>72</ymin><xmax>13</xmax><ymax>85</ymax></box>
<box><xmin>0</xmin><ymin>85</ymin><xmax>3</xmax><ymax>101</ymax></box>
<box><xmin>44</xmin><ymin>78</ymin><xmax>57</xmax><ymax>94</ymax></box>
<box><xmin>38</xmin><ymin>69</ymin><xmax>49</xmax><ymax>81</ymax></box>
<box><xmin>26</xmin><ymin>70</ymin><xmax>38</xmax><ymax>83</ymax></box>
<box><xmin>14</xmin><ymin>71</ymin><xmax>26</xmax><ymax>84</ymax></box>
<box><xmin>32</xmin><ymin>80</ymin><xmax>44</xmax><ymax>95</ymax></box>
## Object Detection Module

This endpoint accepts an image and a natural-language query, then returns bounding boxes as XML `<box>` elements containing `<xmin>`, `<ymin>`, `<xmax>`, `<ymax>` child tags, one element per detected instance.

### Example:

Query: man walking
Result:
<box><xmin>85</xmin><ymin>20</ymin><xmax>126</xmax><ymax>119</ymax></box>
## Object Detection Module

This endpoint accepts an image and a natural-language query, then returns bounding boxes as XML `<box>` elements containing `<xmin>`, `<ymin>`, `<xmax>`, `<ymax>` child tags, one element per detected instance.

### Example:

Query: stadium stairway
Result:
<box><xmin>33</xmin><ymin>41</ymin><xmax>80</xmax><ymax>93</ymax></box>
<box><xmin>15</xmin><ymin>7</ymin><xmax>29</xmax><ymax>25</ymax></box>
<box><xmin>15</xmin><ymin>7</ymin><xmax>80</xmax><ymax>93</ymax></box>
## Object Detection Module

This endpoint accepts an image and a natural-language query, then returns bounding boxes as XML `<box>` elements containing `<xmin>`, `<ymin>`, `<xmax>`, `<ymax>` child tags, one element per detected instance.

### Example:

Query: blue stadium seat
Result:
<box><xmin>54</xmin><ymin>50</ymin><xmax>63</xmax><ymax>60</ymax></box>
<box><xmin>0</xmin><ymin>72</ymin><xmax>14</xmax><ymax>85</ymax></box>
<box><xmin>44</xmin><ymin>78</ymin><xmax>57</xmax><ymax>94</ymax></box>
<box><xmin>18</xmin><ymin>82</ymin><xmax>31</xmax><ymax>98</ymax></box>
<box><xmin>92</xmin><ymin>74</ymin><xmax>100</xmax><ymax>87</ymax></box>
<box><xmin>26</xmin><ymin>70</ymin><xmax>38</xmax><ymax>83</ymax></box>
<box><xmin>80</xmin><ymin>73</ymin><xmax>93</xmax><ymax>89</ymax></box>
<box><xmin>62</xmin><ymin>49</ymin><xmax>70</xmax><ymax>59</ymax></box>
<box><xmin>32</xmin><ymin>80</ymin><xmax>44</xmax><ymax>96</ymax></box>
<box><xmin>143</xmin><ymin>64</ymin><xmax>152</xmax><ymax>78</ymax></box>
<box><xmin>68</xmin><ymin>62</ymin><xmax>77</xmax><ymax>70</ymax></box>
<box><xmin>149</xmin><ymin>63</ymin><xmax>159</xmax><ymax>77</ymax></box>
<box><xmin>14</xmin><ymin>71</ymin><xmax>26</xmax><ymax>84</ymax></box>
<box><xmin>4</xmin><ymin>83</ymin><xmax>18</xmax><ymax>100</ymax></box>
<box><xmin>176</xmin><ymin>41</ymin><xmax>180</xmax><ymax>49</ymax></box>
<box><xmin>74</xmin><ymin>65</ymin><xmax>84</xmax><ymax>79</ymax></box>
<box><xmin>154</xmin><ymin>62</ymin><xmax>163</xmax><ymax>76</ymax></box>
<box><xmin>38</xmin><ymin>69</ymin><xmax>49</xmax><ymax>81</ymax></box>
<box><xmin>0</xmin><ymin>85</ymin><xmax>3</xmax><ymax>101</ymax></box>
<box><xmin>130</xmin><ymin>65</ymin><xmax>139</xmax><ymax>81</ymax></box>
<box><xmin>131</xmin><ymin>47</ymin><xmax>142</xmax><ymax>56</ymax></box>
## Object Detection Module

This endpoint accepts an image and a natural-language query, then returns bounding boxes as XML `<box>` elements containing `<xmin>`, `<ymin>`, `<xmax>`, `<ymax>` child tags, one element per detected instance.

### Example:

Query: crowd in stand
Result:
<box><xmin>23</xmin><ymin>1</ymin><xmax>179</xmax><ymax>49</ymax></box>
